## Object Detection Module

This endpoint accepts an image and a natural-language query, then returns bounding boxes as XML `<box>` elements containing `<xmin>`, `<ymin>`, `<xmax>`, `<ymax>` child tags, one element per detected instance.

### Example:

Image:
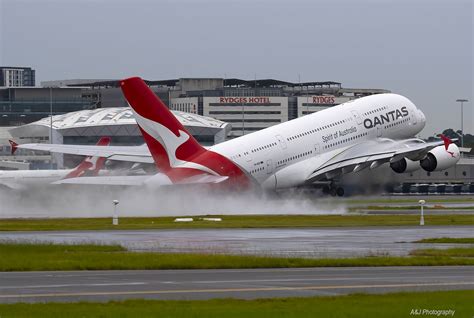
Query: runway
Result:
<box><xmin>0</xmin><ymin>266</ymin><xmax>472</xmax><ymax>303</ymax></box>
<box><xmin>1</xmin><ymin>226</ymin><xmax>473</xmax><ymax>258</ymax></box>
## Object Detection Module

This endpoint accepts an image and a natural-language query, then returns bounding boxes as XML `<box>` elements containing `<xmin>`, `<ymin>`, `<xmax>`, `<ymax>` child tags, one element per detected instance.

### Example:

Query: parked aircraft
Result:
<box><xmin>1</xmin><ymin>137</ymin><xmax>110</xmax><ymax>190</ymax></box>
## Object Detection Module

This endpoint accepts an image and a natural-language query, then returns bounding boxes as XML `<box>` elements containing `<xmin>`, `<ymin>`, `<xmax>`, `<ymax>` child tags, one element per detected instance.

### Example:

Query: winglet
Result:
<box><xmin>439</xmin><ymin>134</ymin><xmax>453</xmax><ymax>150</ymax></box>
<box><xmin>9</xmin><ymin>140</ymin><xmax>18</xmax><ymax>155</ymax></box>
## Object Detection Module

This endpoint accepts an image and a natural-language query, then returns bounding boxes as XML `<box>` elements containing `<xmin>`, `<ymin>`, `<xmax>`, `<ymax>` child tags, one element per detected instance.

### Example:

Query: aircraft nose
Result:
<box><xmin>419</xmin><ymin>110</ymin><xmax>426</xmax><ymax>123</ymax></box>
<box><xmin>418</xmin><ymin>110</ymin><xmax>426</xmax><ymax>128</ymax></box>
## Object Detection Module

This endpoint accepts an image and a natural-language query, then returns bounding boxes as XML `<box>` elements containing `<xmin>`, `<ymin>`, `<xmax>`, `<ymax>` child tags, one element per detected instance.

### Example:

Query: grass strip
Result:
<box><xmin>346</xmin><ymin>197</ymin><xmax>474</xmax><ymax>204</ymax></box>
<box><xmin>1</xmin><ymin>243</ymin><xmax>474</xmax><ymax>271</ymax></box>
<box><xmin>356</xmin><ymin>205</ymin><xmax>474</xmax><ymax>211</ymax></box>
<box><xmin>415</xmin><ymin>237</ymin><xmax>474</xmax><ymax>244</ymax></box>
<box><xmin>0</xmin><ymin>290</ymin><xmax>472</xmax><ymax>318</ymax></box>
<box><xmin>0</xmin><ymin>214</ymin><xmax>473</xmax><ymax>231</ymax></box>
<box><xmin>410</xmin><ymin>247</ymin><xmax>474</xmax><ymax>258</ymax></box>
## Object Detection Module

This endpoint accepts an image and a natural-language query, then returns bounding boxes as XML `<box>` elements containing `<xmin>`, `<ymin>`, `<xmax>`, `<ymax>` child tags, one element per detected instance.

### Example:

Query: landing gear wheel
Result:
<box><xmin>330</xmin><ymin>188</ymin><xmax>337</xmax><ymax>196</ymax></box>
<box><xmin>336</xmin><ymin>187</ymin><xmax>345</xmax><ymax>197</ymax></box>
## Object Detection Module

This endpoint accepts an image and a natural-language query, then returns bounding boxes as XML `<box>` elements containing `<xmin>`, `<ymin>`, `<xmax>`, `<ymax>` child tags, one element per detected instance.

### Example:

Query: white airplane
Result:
<box><xmin>0</xmin><ymin>137</ymin><xmax>110</xmax><ymax>190</ymax></box>
<box><xmin>12</xmin><ymin>77</ymin><xmax>460</xmax><ymax>195</ymax></box>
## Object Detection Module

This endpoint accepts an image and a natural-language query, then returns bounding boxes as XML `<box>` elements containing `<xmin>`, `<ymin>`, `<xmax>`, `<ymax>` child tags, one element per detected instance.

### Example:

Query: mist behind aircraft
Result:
<box><xmin>0</xmin><ymin>186</ymin><xmax>348</xmax><ymax>218</ymax></box>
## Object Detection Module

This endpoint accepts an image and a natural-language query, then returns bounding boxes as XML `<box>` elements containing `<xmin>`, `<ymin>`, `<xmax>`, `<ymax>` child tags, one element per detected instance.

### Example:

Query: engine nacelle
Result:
<box><xmin>390</xmin><ymin>158</ymin><xmax>421</xmax><ymax>174</ymax></box>
<box><xmin>420</xmin><ymin>143</ymin><xmax>460</xmax><ymax>172</ymax></box>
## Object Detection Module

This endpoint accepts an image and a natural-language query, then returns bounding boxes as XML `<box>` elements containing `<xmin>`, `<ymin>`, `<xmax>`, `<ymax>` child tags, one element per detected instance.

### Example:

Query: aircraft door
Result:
<box><xmin>266</xmin><ymin>159</ymin><xmax>273</xmax><ymax>174</ymax></box>
<box><xmin>314</xmin><ymin>143</ymin><xmax>321</xmax><ymax>156</ymax></box>
<box><xmin>377</xmin><ymin>126</ymin><xmax>382</xmax><ymax>137</ymax></box>
<box><xmin>275</xmin><ymin>135</ymin><xmax>287</xmax><ymax>149</ymax></box>
<box><xmin>243</xmin><ymin>150</ymin><xmax>252</xmax><ymax>162</ymax></box>
<box><xmin>351</xmin><ymin>110</ymin><xmax>362</xmax><ymax>125</ymax></box>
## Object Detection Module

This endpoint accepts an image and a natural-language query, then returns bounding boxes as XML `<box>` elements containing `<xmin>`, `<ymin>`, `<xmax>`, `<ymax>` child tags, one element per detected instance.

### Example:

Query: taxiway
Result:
<box><xmin>0</xmin><ymin>266</ymin><xmax>472</xmax><ymax>303</ymax></box>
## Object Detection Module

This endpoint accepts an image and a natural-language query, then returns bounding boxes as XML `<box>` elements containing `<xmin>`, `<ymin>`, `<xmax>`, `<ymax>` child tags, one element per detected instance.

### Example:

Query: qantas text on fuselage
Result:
<box><xmin>363</xmin><ymin>106</ymin><xmax>409</xmax><ymax>129</ymax></box>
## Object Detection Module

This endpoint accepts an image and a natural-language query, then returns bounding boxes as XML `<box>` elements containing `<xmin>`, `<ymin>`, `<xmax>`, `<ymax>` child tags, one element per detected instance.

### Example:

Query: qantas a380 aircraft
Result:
<box><xmin>0</xmin><ymin>137</ymin><xmax>110</xmax><ymax>190</ymax></box>
<box><xmin>13</xmin><ymin>77</ymin><xmax>460</xmax><ymax>195</ymax></box>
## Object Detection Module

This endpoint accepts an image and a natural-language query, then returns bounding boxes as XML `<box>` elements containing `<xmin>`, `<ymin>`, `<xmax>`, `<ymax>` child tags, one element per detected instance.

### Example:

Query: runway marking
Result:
<box><xmin>190</xmin><ymin>275</ymin><xmax>467</xmax><ymax>284</ymax></box>
<box><xmin>2</xmin><ymin>265</ymin><xmax>471</xmax><ymax>276</ymax></box>
<box><xmin>0</xmin><ymin>282</ymin><xmax>147</xmax><ymax>289</ymax></box>
<box><xmin>0</xmin><ymin>282</ymin><xmax>472</xmax><ymax>299</ymax></box>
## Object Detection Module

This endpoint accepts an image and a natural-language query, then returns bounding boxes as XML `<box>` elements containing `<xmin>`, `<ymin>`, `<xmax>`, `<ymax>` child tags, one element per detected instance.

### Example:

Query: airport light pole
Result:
<box><xmin>112</xmin><ymin>200</ymin><xmax>119</xmax><ymax>225</ymax></box>
<box><xmin>49</xmin><ymin>87</ymin><xmax>54</xmax><ymax>169</ymax></box>
<box><xmin>456</xmin><ymin>99</ymin><xmax>468</xmax><ymax>149</ymax></box>
<box><xmin>418</xmin><ymin>199</ymin><xmax>425</xmax><ymax>226</ymax></box>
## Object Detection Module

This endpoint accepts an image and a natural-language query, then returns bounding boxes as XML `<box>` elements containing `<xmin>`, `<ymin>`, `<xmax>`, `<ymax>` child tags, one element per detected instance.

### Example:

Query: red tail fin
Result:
<box><xmin>120</xmin><ymin>77</ymin><xmax>248</xmax><ymax>186</ymax></box>
<box><xmin>64</xmin><ymin>137</ymin><xmax>111</xmax><ymax>179</ymax></box>
<box><xmin>120</xmin><ymin>77</ymin><xmax>206</xmax><ymax>173</ymax></box>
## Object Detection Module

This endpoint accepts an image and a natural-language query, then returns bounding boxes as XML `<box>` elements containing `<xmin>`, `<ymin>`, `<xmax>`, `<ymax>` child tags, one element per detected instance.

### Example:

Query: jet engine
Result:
<box><xmin>390</xmin><ymin>158</ymin><xmax>421</xmax><ymax>174</ymax></box>
<box><xmin>420</xmin><ymin>143</ymin><xmax>460</xmax><ymax>172</ymax></box>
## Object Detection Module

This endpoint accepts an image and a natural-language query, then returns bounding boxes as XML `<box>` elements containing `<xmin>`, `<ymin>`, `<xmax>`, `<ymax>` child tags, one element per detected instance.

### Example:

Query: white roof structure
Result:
<box><xmin>9</xmin><ymin>107</ymin><xmax>230</xmax><ymax>142</ymax></box>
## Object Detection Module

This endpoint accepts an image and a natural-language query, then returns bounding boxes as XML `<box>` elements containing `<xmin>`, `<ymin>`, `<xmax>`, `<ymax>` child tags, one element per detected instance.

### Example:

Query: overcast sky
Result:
<box><xmin>1</xmin><ymin>0</ymin><xmax>472</xmax><ymax>137</ymax></box>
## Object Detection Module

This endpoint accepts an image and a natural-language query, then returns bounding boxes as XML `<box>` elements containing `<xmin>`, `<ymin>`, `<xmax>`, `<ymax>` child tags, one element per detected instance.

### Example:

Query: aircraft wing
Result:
<box><xmin>53</xmin><ymin>174</ymin><xmax>228</xmax><ymax>186</ymax></box>
<box><xmin>11</xmin><ymin>142</ymin><xmax>154</xmax><ymax>164</ymax></box>
<box><xmin>306</xmin><ymin>138</ymin><xmax>446</xmax><ymax>182</ymax></box>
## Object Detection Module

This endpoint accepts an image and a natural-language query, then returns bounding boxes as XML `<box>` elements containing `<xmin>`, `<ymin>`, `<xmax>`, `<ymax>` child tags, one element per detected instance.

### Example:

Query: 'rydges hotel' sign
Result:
<box><xmin>218</xmin><ymin>97</ymin><xmax>271</xmax><ymax>104</ymax></box>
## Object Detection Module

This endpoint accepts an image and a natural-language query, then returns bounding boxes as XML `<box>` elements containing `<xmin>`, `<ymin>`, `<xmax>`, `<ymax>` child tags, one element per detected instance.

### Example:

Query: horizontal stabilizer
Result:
<box><xmin>53</xmin><ymin>174</ymin><xmax>229</xmax><ymax>186</ymax></box>
<box><xmin>53</xmin><ymin>175</ymin><xmax>150</xmax><ymax>186</ymax></box>
<box><xmin>175</xmin><ymin>174</ymin><xmax>229</xmax><ymax>184</ymax></box>
<box><xmin>10</xmin><ymin>143</ymin><xmax>154</xmax><ymax>164</ymax></box>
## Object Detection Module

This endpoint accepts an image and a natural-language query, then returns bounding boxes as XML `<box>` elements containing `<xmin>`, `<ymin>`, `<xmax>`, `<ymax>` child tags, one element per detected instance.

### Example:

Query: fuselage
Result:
<box><xmin>210</xmin><ymin>93</ymin><xmax>426</xmax><ymax>189</ymax></box>
<box><xmin>0</xmin><ymin>168</ymin><xmax>111</xmax><ymax>189</ymax></box>
<box><xmin>0</xmin><ymin>169</ymin><xmax>73</xmax><ymax>189</ymax></box>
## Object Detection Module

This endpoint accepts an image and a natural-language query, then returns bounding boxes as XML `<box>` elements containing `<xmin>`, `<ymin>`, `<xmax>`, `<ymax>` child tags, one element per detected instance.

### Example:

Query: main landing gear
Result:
<box><xmin>322</xmin><ymin>184</ymin><xmax>345</xmax><ymax>197</ymax></box>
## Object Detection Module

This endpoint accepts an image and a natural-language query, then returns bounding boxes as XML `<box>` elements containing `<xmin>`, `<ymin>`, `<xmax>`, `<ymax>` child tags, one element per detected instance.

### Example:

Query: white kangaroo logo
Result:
<box><xmin>132</xmin><ymin>111</ymin><xmax>219</xmax><ymax>176</ymax></box>
<box><xmin>83</xmin><ymin>156</ymin><xmax>100</xmax><ymax>171</ymax></box>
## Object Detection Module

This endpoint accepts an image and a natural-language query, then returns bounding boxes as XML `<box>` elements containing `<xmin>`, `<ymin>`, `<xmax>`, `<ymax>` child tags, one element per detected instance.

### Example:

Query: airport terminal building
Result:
<box><xmin>0</xmin><ymin>66</ymin><xmax>36</xmax><ymax>87</ymax></box>
<box><xmin>6</xmin><ymin>107</ymin><xmax>229</xmax><ymax>168</ymax></box>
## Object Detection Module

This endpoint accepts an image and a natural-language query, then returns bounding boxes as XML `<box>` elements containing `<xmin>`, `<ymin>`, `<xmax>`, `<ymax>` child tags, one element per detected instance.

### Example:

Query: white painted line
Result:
<box><xmin>0</xmin><ymin>282</ymin><xmax>472</xmax><ymax>299</ymax></box>
<box><xmin>0</xmin><ymin>282</ymin><xmax>147</xmax><ymax>289</ymax></box>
